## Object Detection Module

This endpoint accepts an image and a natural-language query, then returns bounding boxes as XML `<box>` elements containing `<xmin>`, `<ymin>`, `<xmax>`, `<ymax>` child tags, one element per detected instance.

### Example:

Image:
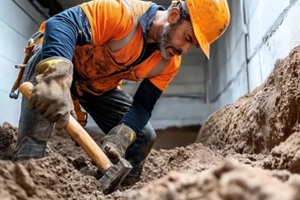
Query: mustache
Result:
<box><xmin>168</xmin><ymin>46</ymin><xmax>182</xmax><ymax>55</ymax></box>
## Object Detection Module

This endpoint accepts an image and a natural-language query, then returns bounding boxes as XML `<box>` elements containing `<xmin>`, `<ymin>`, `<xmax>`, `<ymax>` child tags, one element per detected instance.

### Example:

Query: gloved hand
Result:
<box><xmin>28</xmin><ymin>56</ymin><xmax>75</xmax><ymax>130</ymax></box>
<box><xmin>101</xmin><ymin>124</ymin><xmax>136</xmax><ymax>163</ymax></box>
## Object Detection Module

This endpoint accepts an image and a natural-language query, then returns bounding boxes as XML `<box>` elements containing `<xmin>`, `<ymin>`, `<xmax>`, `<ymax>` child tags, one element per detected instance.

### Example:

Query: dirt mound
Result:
<box><xmin>125</xmin><ymin>159</ymin><xmax>300</xmax><ymax>200</ymax></box>
<box><xmin>0</xmin><ymin>125</ymin><xmax>297</xmax><ymax>199</ymax></box>
<box><xmin>197</xmin><ymin>46</ymin><xmax>300</xmax><ymax>158</ymax></box>
<box><xmin>2</xmin><ymin>46</ymin><xmax>300</xmax><ymax>199</ymax></box>
<box><xmin>0</xmin><ymin>123</ymin><xmax>225</xmax><ymax>199</ymax></box>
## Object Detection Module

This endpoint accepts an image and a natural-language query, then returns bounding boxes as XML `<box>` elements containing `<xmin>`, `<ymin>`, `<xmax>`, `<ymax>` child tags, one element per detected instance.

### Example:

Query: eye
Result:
<box><xmin>185</xmin><ymin>36</ymin><xmax>190</xmax><ymax>42</ymax></box>
<box><xmin>189</xmin><ymin>36</ymin><xmax>199</xmax><ymax>47</ymax></box>
<box><xmin>185</xmin><ymin>35</ymin><xmax>192</xmax><ymax>43</ymax></box>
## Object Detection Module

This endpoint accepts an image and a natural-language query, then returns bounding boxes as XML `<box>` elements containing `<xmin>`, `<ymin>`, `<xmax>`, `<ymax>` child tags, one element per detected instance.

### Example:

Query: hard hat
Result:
<box><xmin>180</xmin><ymin>0</ymin><xmax>230</xmax><ymax>58</ymax></box>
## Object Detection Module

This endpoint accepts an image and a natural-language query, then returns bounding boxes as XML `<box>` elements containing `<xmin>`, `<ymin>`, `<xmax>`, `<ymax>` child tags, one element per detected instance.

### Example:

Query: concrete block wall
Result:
<box><xmin>208</xmin><ymin>0</ymin><xmax>300</xmax><ymax>114</ymax></box>
<box><xmin>246</xmin><ymin>0</ymin><xmax>298</xmax><ymax>91</ymax></box>
<box><xmin>207</xmin><ymin>0</ymin><xmax>248</xmax><ymax>107</ymax></box>
<box><xmin>0</xmin><ymin>1</ymin><xmax>45</xmax><ymax>126</ymax></box>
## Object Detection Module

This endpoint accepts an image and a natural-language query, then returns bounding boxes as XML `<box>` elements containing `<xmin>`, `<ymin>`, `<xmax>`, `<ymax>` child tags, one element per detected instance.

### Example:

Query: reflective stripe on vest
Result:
<box><xmin>107</xmin><ymin>19</ymin><xmax>138</xmax><ymax>52</ymax></box>
<box><xmin>122</xmin><ymin>0</ymin><xmax>132</xmax><ymax>10</ymax></box>
<box><xmin>146</xmin><ymin>59</ymin><xmax>170</xmax><ymax>78</ymax></box>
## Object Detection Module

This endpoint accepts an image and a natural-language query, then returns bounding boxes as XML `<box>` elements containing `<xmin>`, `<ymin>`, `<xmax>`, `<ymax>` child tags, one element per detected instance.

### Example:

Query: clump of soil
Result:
<box><xmin>1</xmin><ymin>45</ymin><xmax>300</xmax><ymax>199</ymax></box>
<box><xmin>0</xmin><ymin>122</ymin><xmax>17</xmax><ymax>160</ymax></box>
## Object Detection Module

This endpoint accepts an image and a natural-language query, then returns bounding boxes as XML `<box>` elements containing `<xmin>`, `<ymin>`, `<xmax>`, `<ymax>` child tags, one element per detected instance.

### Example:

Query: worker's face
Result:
<box><xmin>159</xmin><ymin>9</ymin><xmax>199</xmax><ymax>59</ymax></box>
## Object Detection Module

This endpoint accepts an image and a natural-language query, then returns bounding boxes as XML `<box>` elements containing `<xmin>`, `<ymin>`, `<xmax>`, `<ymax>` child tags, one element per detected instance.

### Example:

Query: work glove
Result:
<box><xmin>101</xmin><ymin>124</ymin><xmax>136</xmax><ymax>163</ymax></box>
<box><xmin>28</xmin><ymin>56</ymin><xmax>75</xmax><ymax>130</ymax></box>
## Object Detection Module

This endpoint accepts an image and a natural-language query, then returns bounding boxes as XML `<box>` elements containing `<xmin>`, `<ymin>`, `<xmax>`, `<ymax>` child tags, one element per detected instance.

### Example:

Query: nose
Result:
<box><xmin>182</xmin><ymin>42</ymin><xmax>192</xmax><ymax>55</ymax></box>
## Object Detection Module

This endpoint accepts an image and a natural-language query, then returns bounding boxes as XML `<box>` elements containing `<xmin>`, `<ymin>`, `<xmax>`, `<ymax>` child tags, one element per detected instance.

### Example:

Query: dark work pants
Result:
<box><xmin>13</xmin><ymin>45</ymin><xmax>53</xmax><ymax>161</ymax></box>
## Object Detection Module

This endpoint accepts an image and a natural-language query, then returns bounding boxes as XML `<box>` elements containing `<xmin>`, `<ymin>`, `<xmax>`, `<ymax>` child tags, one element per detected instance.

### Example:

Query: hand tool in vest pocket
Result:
<box><xmin>9</xmin><ymin>31</ymin><xmax>43</xmax><ymax>99</ymax></box>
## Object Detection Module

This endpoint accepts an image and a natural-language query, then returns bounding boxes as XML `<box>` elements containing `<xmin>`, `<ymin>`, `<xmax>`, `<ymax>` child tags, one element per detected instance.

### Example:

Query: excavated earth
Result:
<box><xmin>2</xmin><ymin>46</ymin><xmax>300</xmax><ymax>199</ymax></box>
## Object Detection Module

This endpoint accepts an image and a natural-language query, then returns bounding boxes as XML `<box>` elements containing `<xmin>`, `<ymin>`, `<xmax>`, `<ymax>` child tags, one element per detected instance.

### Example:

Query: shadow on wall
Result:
<box><xmin>153</xmin><ymin>125</ymin><xmax>201</xmax><ymax>150</ymax></box>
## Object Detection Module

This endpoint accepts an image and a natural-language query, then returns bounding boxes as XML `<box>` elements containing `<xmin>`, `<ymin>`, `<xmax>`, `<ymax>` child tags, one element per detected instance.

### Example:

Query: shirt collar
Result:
<box><xmin>138</xmin><ymin>4</ymin><xmax>165</xmax><ymax>37</ymax></box>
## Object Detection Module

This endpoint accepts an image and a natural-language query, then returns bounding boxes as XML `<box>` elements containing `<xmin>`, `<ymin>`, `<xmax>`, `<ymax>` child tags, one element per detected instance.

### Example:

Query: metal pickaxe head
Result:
<box><xmin>99</xmin><ymin>158</ymin><xmax>132</xmax><ymax>194</ymax></box>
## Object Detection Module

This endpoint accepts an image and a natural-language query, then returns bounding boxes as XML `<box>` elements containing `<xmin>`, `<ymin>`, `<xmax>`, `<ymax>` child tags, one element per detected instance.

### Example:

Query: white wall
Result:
<box><xmin>247</xmin><ymin>0</ymin><xmax>300</xmax><ymax>91</ymax></box>
<box><xmin>207</xmin><ymin>0</ymin><xmax>300</xmax><ymax>114</ymax></box>
<box><xmin>0</xmin><ymin>0</ymin><xmax>45</xmax><ymax>126</ymax></box>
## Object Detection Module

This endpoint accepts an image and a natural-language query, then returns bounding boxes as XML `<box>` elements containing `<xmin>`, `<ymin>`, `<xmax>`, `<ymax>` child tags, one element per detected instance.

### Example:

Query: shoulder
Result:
<box><xmin>148</xmin><ymin>55</ymin><xmax>182</xmax><ymax>91</ymax></box>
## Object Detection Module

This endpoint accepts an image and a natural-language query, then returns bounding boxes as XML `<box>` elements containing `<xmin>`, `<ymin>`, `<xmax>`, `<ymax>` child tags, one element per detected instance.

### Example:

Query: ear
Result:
<box><xmin>167</xmin><ymin>7</ymin><xmax>180</xmax><ymax>25</ymax></box>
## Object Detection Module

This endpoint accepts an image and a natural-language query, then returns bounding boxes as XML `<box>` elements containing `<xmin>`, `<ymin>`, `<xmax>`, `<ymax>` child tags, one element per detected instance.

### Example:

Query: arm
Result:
<box><xmin>101</xmin><ymin>79</ymin><xmax>162</xmax><ymax>159</ymax></box>
<box><xmin>28</xmin><ymin>6</ymin><xmax>92</xmax><ymax>129</ymax></box>
<box><xmin>121</xmin><ymin>55</ymin><xmax>182</xmax><ymax>132</ymax></box>
<box><xmin>120</xmin><ymin>79</ymin><xmax>162</xmax><ymax>134</ymax></box>
<box><xmin>30</xmin><ymin>1</ymin><xmax>138</xmax><ymax>129</ymax></box>
<box><xmin>101</xmin><ymin>56</ymin><xmax>180</xmax><ymax>159</ymax></box>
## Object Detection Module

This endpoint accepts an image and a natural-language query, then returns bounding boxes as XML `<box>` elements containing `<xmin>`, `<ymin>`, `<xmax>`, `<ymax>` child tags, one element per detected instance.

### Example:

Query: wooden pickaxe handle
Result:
<box><xmin>20</xmin><ymin>82</ymin><xmax>112</xmax><ymax>172</ymax></box>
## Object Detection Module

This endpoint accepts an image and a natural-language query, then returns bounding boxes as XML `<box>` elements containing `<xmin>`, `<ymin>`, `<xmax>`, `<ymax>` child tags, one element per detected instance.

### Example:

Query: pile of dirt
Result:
<box><xmin>1</xmin><ymin>46</ymin><xmax>300</xmax><ymax>199</ymax></box>
<box><xmin>0</xmin><ymin>123</ymin><xmax>224</xmax><ymax>199</ymax></box>
<box><xmin>125</xmin><ymin>159</ymin><xmax>300</xmax><ymax>200</ymax></box>
<box><xmin>197</xmin><ymin>45</ymin><xmax>300</xmax><ymax>173</ymax></box>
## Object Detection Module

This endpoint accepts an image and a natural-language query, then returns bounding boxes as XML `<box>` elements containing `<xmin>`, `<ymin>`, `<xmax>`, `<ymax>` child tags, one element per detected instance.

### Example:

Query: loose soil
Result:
<box><xmin>2</xmin><ymin>46</ymin><xmax>300</xmax><ymax>199</ymax></box>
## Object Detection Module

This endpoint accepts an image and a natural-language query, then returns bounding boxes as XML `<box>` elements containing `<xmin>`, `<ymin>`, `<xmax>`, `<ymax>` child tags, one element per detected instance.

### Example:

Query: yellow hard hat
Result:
<box><xmin>181</xmin><ymin>0</ymin><xmax>230</xmax><ymax>58</ymax></box>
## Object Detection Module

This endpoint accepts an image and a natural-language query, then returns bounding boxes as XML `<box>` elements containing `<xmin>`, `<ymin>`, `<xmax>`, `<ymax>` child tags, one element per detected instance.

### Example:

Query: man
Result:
<box><xmin>13</xmin><ymin>0</ymin><xmax>230</xmax><ymax>185</ymax></box>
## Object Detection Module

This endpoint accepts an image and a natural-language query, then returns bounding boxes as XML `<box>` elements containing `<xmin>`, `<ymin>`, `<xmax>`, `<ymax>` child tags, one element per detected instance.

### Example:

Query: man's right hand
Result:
<box><xmin>28</xmin><ymin>57</ymin><xmax>75</xmax><ymax>130</ymax></box>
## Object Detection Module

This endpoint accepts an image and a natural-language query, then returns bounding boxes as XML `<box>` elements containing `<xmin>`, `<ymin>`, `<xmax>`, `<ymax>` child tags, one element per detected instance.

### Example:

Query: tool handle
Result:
<box><xmin>20</xmin><ymin>82</ymin><xmax>112</xmax><ymax>171</ymax></box>
<box><xmin>9</xmin><ymin>45</ymin><xmax>36</xmax><ymax>99</ymax></box>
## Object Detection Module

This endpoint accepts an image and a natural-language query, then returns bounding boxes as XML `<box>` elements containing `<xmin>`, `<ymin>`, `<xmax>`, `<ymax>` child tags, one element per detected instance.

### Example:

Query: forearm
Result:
<box><xmin>120</xmin><ymin>79</ymin><xmax>162</xmax><ymax>133</ymax></box>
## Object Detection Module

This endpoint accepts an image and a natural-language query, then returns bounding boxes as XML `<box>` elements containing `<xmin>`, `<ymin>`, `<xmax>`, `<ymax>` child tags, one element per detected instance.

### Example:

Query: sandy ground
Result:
<box><xmin>2</xmin><ymin>46</ymin><xmax>300</xmax><ymax>199</ymax></box>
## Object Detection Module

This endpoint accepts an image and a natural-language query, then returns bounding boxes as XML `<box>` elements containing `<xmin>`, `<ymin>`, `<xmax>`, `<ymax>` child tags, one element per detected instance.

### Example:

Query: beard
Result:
<box><xmin>158</xmin><ymin>23</ymin><xmax>182</xmax><ymax>59</ymax></box>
